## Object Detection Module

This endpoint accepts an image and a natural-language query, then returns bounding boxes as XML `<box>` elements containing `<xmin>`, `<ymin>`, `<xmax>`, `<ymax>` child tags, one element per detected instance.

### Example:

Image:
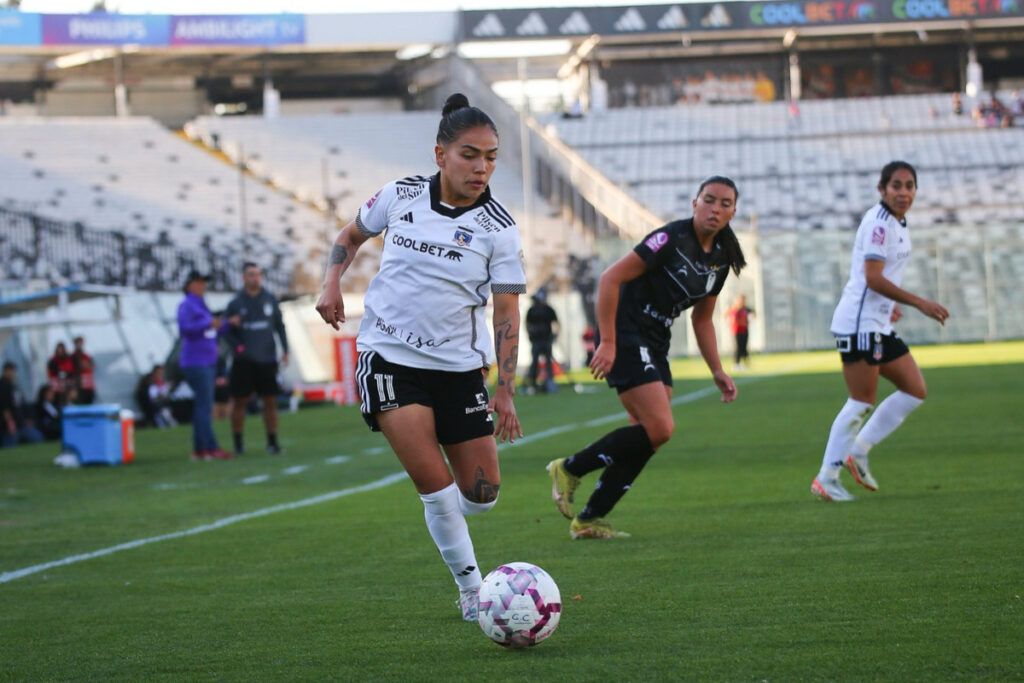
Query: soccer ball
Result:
<box><xmin>477</xmin><ymin>562</ymin><xmax>561</xmax><ymax>648</ymax></box>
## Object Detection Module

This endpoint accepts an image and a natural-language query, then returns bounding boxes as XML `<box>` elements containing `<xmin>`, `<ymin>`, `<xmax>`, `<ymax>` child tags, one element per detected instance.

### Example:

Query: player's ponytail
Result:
<box><xmin>437</xmin><ymin>93</ymin><xmax>498</xmax><ymax>146</ymax></box>
<box><xmin>697</xmin><ymin>175</ymin><xmax>746</xmax><ymax>275</ymax></box>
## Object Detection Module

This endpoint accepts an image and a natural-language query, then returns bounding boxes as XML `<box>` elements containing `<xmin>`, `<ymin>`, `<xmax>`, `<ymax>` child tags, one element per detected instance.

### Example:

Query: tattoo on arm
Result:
<box><xmin>493</xmin><ymin>317</ymin><xmax>518</xmax><ymax>388</ymax></box>
<box><xmin>329</xmin><ymin>244</ymin><xmax>349</xmax><ymax>266</ymax></box>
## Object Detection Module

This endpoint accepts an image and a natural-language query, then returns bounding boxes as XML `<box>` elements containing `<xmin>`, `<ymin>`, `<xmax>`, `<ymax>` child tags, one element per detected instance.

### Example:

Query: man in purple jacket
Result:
<box><xmin>177</xmin><ymin>270</ymin><xmax>233</xmax><ymax>461</ymax></box>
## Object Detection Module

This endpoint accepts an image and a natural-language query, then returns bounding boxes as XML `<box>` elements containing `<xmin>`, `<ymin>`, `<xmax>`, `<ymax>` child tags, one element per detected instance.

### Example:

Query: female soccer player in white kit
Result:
<box><xmin>316</xmin><ymin>94</ymin><xmax>526</xmax><ymax>619</ymax></box>
<box><xmin>811</xmin><ymin>161</ymin><xmax>949</xmax><ymax>501</ymax></box>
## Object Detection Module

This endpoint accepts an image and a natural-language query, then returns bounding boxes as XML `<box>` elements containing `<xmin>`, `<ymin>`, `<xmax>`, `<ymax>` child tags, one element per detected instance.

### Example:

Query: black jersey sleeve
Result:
<box><xmin>632</xmin><ymin>225</ymin><xmax>675</xmax><ymax>269</ymax></box>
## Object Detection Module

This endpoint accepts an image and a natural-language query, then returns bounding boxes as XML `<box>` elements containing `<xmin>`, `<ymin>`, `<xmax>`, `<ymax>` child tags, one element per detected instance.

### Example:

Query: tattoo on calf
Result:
<box><xmin>465</xmin><ymin>466</ymin><xmax>500</xmax><ymax>503</ymax></box>
<box><xmin>329</xmin><ymin>244</ymin><xmax>349</xmax><ymax>266</ymax></box>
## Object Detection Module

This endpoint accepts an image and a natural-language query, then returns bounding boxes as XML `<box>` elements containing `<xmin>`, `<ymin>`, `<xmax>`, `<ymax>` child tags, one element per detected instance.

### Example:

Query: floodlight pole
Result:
<box><xmin>518</xmin><ymin>58</ymin><xmax>534</xmax><ymax>269</ymax></box>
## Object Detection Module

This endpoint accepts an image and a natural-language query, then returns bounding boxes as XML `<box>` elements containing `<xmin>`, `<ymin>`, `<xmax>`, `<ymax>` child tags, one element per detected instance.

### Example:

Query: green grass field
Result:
<box><xmin>2</xmin><ymin>343</ymin><xmax>1023</xmax><ymax>681</ymax></box>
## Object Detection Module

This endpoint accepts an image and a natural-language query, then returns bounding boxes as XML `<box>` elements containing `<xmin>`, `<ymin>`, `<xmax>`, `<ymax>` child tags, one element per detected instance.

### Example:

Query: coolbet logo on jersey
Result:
<box><xmin>871</xmin><ymin>225</ymin><xmax>886</xmax><ymax>245</ymax></box>
<box><xmin>453</xmin><ymin>229</ymin><xmax>473</xmax><ymax>247</ymax></box>
<box><xmin>645</xmin><ymin>232</ymin><xmax>669</xmax><ymax>252</ymax></box>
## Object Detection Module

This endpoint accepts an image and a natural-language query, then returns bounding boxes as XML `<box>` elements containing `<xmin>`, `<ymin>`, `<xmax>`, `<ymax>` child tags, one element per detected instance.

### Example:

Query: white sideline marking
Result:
<box><xmin>3</xmin><ymin>372</ymin><xmax>783</xmax><ymax>584</ymax></box>
<box><xmin>325</xmin><ymin>456</ymin><xmax>351</xmax><ymax>465</ymax></box>
<box><xmin>281</xmin><ymin>466</ymin><xmax>308</xmax><ymax>475</ymax></box>
<box><xmin>242</xmin><ymin>475</ymin><xmax>270</xmax><ymax>485</ymax></box>
<box><xmin>0</xmin><ymin>472</ymin><xmax>409</xmax><ymax>584</ymax></box>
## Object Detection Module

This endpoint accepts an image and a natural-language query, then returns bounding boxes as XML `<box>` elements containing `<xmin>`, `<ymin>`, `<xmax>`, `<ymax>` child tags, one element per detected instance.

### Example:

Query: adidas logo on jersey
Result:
<box><xmin>516</xmin><ymin>11</ymin><xmax>548</xmax><ymax>36</ymax></box>
<box><xmin>400</xmin><ymin>212</ymin><xmax>414</xmax><ymax>223</ymax></box>
<box><xmin>657</xmin><ymin>5</ymin><xmax>688</xmax><ymax>29</ymax></box>
<box><xmin>614</xmin><ymin>8</ymin><xmax>646</xmax><ymax>31</ymax></box>
<box><xmin>472</xmin><ymin>13</ymin><xmax>505</xmax><ymax>37</ymax></box>
<box><xmin>559</xmin><ymin>10</ymin><xmax>592</xmax><ymax>34</ymax></box>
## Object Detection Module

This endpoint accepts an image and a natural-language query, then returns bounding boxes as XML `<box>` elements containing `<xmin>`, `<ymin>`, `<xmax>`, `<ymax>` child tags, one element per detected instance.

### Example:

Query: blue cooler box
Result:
<box><xmin>62</xmin><ymin>404</ymin><xmax>124</xmax><ymax>465</ymax></box>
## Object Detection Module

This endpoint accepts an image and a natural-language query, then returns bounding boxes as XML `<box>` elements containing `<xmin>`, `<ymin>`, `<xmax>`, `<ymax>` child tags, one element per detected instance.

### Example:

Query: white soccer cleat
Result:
<box><xmin>456</xmin><ymin>587</ymin><xmax>479</xmax><ymax>622</ymax></box>
<box><xmin>845</xmin><ymin>454</ymin><xmax>879</xmax><ymax>491</ymax></box>
<box><xmin>811</xmin><ymin>477</ymin><xmax>855</xmax><ymax>502</ymax></box>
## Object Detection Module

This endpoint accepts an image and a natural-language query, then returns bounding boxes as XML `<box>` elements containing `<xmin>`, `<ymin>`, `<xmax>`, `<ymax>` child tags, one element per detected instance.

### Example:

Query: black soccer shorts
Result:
<box><xmin>835</xmin><ymin>331</ymin><xmax>910</xmax><ymax>365</ymax></box>
<box><xmin>605</xmin><ymin>338</ymin><xmax>673</xmax><ymax>394</ymax></box>
<box><xmin>356</xmin><ymin>350</ymin><xmax>494</xmax><ymax>445</ymax></box>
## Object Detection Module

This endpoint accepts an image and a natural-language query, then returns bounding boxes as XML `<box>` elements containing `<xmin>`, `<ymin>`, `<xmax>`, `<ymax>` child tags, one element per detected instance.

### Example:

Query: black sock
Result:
<box><xmin>575</xmin><ymin>425</ymin><xmax>654</xmax><ymax>520</ymax></box>
<box><xmin>267</xmin><ymin>432</ymin><xmax>278</xmax><ymax>448</ymax></box>
<box><xmin>565</xmin><ymin>425</ymin><xmax>649</xmax><ymax>477</ymax></box>
<box><xmin>233</xmin><ymin>432</ymin><xmax>243</xmax><ymax>452</ymax></box>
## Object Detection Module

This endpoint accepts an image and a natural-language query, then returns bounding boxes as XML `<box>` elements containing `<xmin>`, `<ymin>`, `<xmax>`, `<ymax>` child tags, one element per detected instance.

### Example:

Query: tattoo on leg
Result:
<box><xmin>329</xmin><ymin>244</ymin><xmax>349</xmax><ymax>266</ymax></box>
<box><xmin>465</xmin><ymin>466</ymin><xmax>499</xmax><ymax>503</ymax></box>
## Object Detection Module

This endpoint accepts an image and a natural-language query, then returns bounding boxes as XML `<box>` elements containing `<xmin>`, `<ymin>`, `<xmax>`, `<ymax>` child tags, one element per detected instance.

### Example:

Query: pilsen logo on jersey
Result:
<box><xmin>645</xmin><ymin>231</ymin><xmax>669</xmax><ymax>252</ymax></box>
<box><xmin>453</xmin><ymin>229</ymin><xmax>473</xmax><ymax>247</ymax></box>
<box><xmin>871</xmin><ymin>225</ymin><xmax>886</xmax><ymax>245</ymax></box>
<box><xmin>396</xmin><ymin>185</ymin><xmax>424</xmax><ymax>201</ymax></box>
<box><xmin>365</xmin><ymin>189</ymin><xmax>382</xmax><ymax>210</ymax></box>
<box><xmin>473</xmin><ymin>211</ymin><xmax>500</xmax><ymax>233</ymax></box>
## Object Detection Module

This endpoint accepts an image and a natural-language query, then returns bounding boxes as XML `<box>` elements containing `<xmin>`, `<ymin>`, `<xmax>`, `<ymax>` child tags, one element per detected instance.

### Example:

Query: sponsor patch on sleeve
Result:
<box><xmin>644</xmin><ymin>231</ymin><xmax>669</xmax><ymax>252</ymax></box>
<box><xmin>365</xmin><ymin>189</ymin><xmax>383</xmax><ymax>210</ymax></box>
<box><xmin>871</xmin><ymin>225</ymin><xmax>886</xmax><ymax>245</ymax></box>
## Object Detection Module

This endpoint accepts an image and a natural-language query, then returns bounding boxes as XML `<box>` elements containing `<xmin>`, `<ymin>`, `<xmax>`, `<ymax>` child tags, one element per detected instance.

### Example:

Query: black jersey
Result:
<box><xmin>616</xmin><ymin>218</ymin><xmax>731</xmax><ymax>353</ymax></box>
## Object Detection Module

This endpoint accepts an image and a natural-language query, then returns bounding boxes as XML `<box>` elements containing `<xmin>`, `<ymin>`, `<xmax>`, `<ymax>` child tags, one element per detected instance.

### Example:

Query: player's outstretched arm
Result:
<box><xmin>864</xmin><ymin>261</ymin><xmax>949</xmax><ymax>325</ymax></box>
<box><xmin>490</xmin><ymin>292</ymin><xmax>523</xmax><ymax>443</ymax></box>
<box><xmin>590</xmin><ymin>252</ymin><xmax>647</xmax><ymax>380</ymax></box>
<box><xmin>691</xmin><ymin>296</ymin><xmax>737</xmax><ymax>403</ymax></box>
<box><xmin>316</xmin><ymin>220</ymin><xmax>370</xmax><ymax>330</ymax></box>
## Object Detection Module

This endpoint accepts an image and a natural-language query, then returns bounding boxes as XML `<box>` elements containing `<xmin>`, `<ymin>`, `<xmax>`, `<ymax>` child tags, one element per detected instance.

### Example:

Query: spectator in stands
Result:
<box><xmin>526</xmin><ymin>289</ymin><xmax>560</xmax><ymax>394</ymax></box>
<box><xmin>225</xmin><ymin>262</ymin><xmax>290</xmax><ymax>456</ymax></box>
<box><xmin>71</xmin><ymin>336</ymin><xmax>96</xmax><ymax>404</ymax></box>
<box><xmin>726</xmin><ymin>294</ymin><xmax>755</xmax><ymax>370</ymax></box>
<box><xmin>315</xmin><ymin>93</ymin><xmax>524</xmax><ymax>622</ymax></box>
<box><xmin>546</xmin><ymin>176</ymin><xmax>745</xmax><ymax>539</ymax></box>
<box><xmin>1</xmin><ymin>361</ymin><xmax>44</xmax><ymax>448</ymax></box>
<box><xmin>177</xmin><ymin>269</ymin><xmax>232</xmax><ymax>461</ymax></box>
<box><xmin>811</xmin><ymin>161</ymin><xmax>949</xmax><ymax>503</ymax></box>
<box><xmin>34</xmin><ymin>384</ymin><xmax>62</xmax><ymax>441</ymax></box>
<box><xmin>135</xmin><ymin>364</ymin><xmax>176</xmax><ymax>429</ymax></box>
<box><xmin>46</xmin><ymin>342</ymin><xmax>75</xmax><ymax>404</ymax></box>
<box><xmin>951</xmin><ymin>92</ymin><xmax>963</xmax><ymax>116</ymax></box>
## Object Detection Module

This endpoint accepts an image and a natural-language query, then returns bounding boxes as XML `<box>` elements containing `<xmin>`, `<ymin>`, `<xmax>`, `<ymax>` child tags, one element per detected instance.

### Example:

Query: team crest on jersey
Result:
<box><xmin>365</xmin><ymin>189</ymin><xmax>382</xmax><ymax>210</ymax></box>
<box><xmin>645</xmin><ymin>231</ymin><xmax>669</xmax><ymax>252</ymax></box>
<box><xmin>871</xmin><ymin>225</ymin><xmax>886</xmax><ymax>245</ymax></box>
<box><xmin>453</xmin><ymin>230</ymin><xmax>473</xmax><ymax>247</ymax></box>
<box><xmin>705</xmin><ymin>270</ymin><xmax>717</xmax><ymax>293</ymax></box>
<box><xmin>263</xmin><ymin>302</ymin><xmax>273</xmax><ymax>317</ymax></box>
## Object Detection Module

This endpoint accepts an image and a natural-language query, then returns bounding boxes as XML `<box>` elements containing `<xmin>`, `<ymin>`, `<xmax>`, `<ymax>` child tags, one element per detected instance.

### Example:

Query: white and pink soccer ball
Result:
<box><xmin>477</xmin><ymin>562</ymin><xmax>561</xmax><ymax>648</ymax></box>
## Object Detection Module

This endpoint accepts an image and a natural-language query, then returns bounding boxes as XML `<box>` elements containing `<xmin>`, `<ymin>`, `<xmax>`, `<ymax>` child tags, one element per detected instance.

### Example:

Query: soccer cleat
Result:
<box><xmin>266</xmin><ymin>444</ymin><xmax>284</xmax><ymax>455</ymax></box>
<box><xmin>190</xmin><ymin>451</ymin><xmax>208</xmax><ymax>462</ymax></box>
<box><xmin>206</xmin><ymin>448</ymin><xmax>235</xmax><ymax>461</ymax></box>
<box><xmin>845</xmin><ymin>454</ymin><xmax>879</xmax><ymax>491</ymax></box>
<box><xmin>811</xmin><ymin>477</ymin><xmax>855</xmax><ymax>502</ymax></box>
<box><xmin>546</xmin><ymin>458</ymin><xmax>580</xmax><ymax>520</ymax></box>
<box><xmin>569</xmin><ymin>517</ymin><xmax>631</xmax><ymax>539</ymax></box>
<box><xmin>456</xmin><ymin>587</ymin><xmax>479</xmax><ymax>622</ymax></box>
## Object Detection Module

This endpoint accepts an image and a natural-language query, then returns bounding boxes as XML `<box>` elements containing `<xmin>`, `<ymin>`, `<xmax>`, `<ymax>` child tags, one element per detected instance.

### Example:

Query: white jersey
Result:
<box><xmin>354</xmin><ymin>173</ymin><xmax>526</xmax><ymax>371</ymax></box>
<box><xmin>831</xmin><ymin>203</ymin><xmax>912</xmax><ymax>336</ymax></box>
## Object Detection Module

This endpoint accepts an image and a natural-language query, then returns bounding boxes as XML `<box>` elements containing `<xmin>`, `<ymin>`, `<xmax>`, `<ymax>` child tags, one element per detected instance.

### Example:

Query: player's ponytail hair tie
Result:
<box><xmin>696</xmin><ymin>175</ymin><xmax>746</xmax><ymax>275</ymax></box>
<box><xmin>437</xmin><ymin>93</ymin><xmax>498</xmax><ymax>145</ymax></box>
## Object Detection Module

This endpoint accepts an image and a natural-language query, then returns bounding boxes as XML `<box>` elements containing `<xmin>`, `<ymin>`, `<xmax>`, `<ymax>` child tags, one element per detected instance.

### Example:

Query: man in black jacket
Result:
<box><xmin>225</xmin><ymin>263</ymin><xmax>290</xmax><ymax>455</ymax></box>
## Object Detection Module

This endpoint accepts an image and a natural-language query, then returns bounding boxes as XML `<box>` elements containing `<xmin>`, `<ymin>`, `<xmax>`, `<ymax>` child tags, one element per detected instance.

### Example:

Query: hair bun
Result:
<box><xmin>442</xmin><ymin>93</ymin><xmax>471</xmax><ymax>117</ymax></box>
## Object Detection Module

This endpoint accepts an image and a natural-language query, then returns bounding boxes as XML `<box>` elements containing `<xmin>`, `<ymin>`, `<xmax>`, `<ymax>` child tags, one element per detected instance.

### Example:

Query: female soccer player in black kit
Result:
<box><xmin>547</xmin><ymin>176</ymin><xmax>745</xmax><ymax>539</ymax></box>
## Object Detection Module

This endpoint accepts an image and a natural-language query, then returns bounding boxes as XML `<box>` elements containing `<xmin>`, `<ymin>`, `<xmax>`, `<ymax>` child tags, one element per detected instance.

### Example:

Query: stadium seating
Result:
<box><xmin>539</xmin><ymin>92</ymin><xmax>1024</xmax><ymax>232</ymax></box>
<box><xmin>0</xmin><ymin>117</ymin><xmax>327</xmax><ymax>290</ymax></box>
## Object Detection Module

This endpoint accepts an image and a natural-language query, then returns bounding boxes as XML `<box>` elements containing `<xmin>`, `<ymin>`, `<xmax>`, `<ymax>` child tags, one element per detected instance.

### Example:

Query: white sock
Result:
<box><xmin>819</xmin><ymin>398</ymin><xmax>874</xmax><ymax>478</ymax></box>
<box><xmin>851</xmin><ymin>391</ymin><xmax>924</xmax><ymax>458</ymax></box>
<box><xmin>419</xmin><ymin>483</ymin><xmax>481</xmax><ymax>590</ymax></box>
<box><xmin>458</xmin><ymin>492</ymin><xmax>497</xmax><ymax>516</ymax></box>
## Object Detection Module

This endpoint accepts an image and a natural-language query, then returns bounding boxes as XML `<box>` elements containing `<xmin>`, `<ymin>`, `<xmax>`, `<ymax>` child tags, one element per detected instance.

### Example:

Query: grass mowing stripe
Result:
<box><xmin>0</xmin><ymin>471</ymin><xmax>409</xmax><ymax>585</ymax></box>
<box><xmin>1</xmin><ymin>373</ymin><xmax>775</xmax><ymax>585</ymax></box>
